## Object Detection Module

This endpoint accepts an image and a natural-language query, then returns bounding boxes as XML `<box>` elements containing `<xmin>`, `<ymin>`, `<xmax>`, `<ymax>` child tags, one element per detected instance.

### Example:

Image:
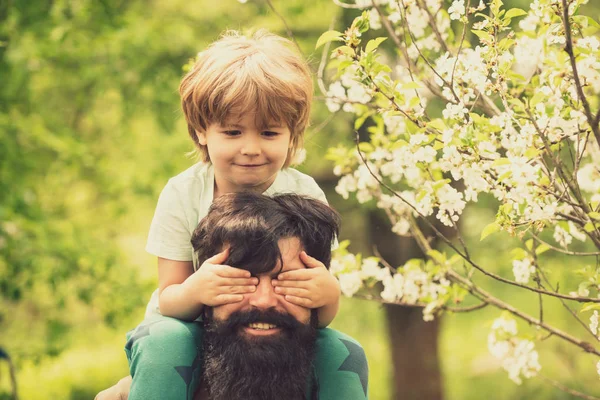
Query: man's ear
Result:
<box><xmin>195</xmin><ymin>129</ymin><xmax>207</xmax><ymax>145</ymax></box>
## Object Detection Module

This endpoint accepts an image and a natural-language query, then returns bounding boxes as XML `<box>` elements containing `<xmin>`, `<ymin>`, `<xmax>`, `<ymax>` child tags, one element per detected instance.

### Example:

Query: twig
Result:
<box><xmin>350</xmin><ymin>291</ymin><xmax>488</xmax><ymax>312</ymax></box>
<box><xmin>449</xmin><ymin>269</ymin><xmax>600</xmax><ymax>356</ymax></box>
<box><xmin>415</xmin><ymin>0</ymin><xmax>449</xmax><ymax>53</ymax></box>
<box><xmin>316</xmin><ymin>15</ymin><xmax>338</xmax><ymax>98</ymax></box>
<box><xmin>530</xmin><ymin>233</ymin><xmax>600</xmax><ymax>257</ymax></box>
<box><xmin>535</xmin><ymin>261</ymin><xmax>600</xmax><ymax>342</ymax></box>
<box><xmin>561</xmin><ymin>0</ymin><xmax>600</xmax><ymax>153</ymax></box>
<box><xmin>540</xmin><ymin>374</ymin><xmax>600</xmax><ymax>400</ymax></box>
<box><xmin>264</xmin><ymin>0</ymin><xmax>304</xmax><ymax>57</ymax></box>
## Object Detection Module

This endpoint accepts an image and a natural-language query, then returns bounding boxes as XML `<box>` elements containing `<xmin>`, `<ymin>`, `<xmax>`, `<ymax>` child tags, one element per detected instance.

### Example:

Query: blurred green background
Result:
<box><xmin>1</xmin><ymin>0</ymin><xmax>600</xmax><ymax>399</ymax></box>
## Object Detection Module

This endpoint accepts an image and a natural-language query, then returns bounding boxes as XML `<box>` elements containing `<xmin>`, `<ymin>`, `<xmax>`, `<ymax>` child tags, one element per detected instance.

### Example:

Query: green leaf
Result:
<box><xmin>525</xmin><ymin>239</ymin><xmax>533</xmax><ymax>251</ymax></box>
<box><xmin>524</xmin><ymin>147</ymin><xmax>540</xmax><ymax>158</ymax></box>
<box><xmin>589</xmin><ymin>212</ymin><xmax>600</xmax><ymax>220</ymax></box>
<box><xmin>530</xmin><ymin>91</ymin><xmax>545</xmax><ymax>107</ymax></box>
<box><xmin>504</xmin><ymin>8</ymin><xmax>527</xmax><ymax>20</ymax></box>
<box><xmin>472</xmin><ymin>30</ymin><xmax>492</xmax><ymax>42</ymax></box>
<box><xmin>365</xmin><ymin>37</ymin><xmax>387</xmax><ymax>53</ymax></box>
<box><xmin>334</xmin><ymin>45</ymin><xmax>356</xmax><ymax>57</ymax></box>
<box><xmin>401</xmin><ymin>81</ymin><xmax>421</xmax><ymax>90</ymax></box>
<box><xmin>481</xmin><ymin>222</ymin><xmax>501</xmax><ymax>241</ymax></box>
<box><xmin>427</xmin><ymin>249</ymin><xmax>446</xmax><ymax>265</ymax></box>
<box><xmin>316</xmin><ymin>30</ymin><xmax>344</xmax><ymax>49</ymax></box>
<box><xmin>358</xmin><ymin>141</ymin><xmax>374</xmax><ymax>153</ymax></box>
<box><xmin>535</xmin><ymin>244</ymin><xmax>550</xmax><ymax>256</ymax></box>
<box><xmin>580</xmin><ymin>303</ymin><xmax>600</xmax><ymax>313</ymax></box>
<box><xmin>584</xmin><ymin>222</ymin><xmax>597</xmax><ymax>233</ymax></box>
<box><xmin>433</xmin><ymin>179</ymin><xmax>451</xmax><ymax>190</ymax></box>
<box><xmin>427</xmin><ymin>119</ymin><xmax>446</xmax><ymax>132</ymax></box>
<box><xmin>510</xmin><ymin>248</ymin><xmax>528</xmax><ymax>260</ymax></box>
<box><xmin>355</xmin><ymin>113</ymin><xmax>373</xmax><ymax>130</ymax></box>
<box><xmin>492</xmin><ymin>158</ymin><xmax>511</xmax><ymax>167</ymax></box>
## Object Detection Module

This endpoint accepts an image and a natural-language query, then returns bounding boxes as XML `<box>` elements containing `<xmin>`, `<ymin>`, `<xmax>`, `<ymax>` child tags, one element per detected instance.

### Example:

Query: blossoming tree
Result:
<box><xmin>317</xmin><ymin>0</ymin><xmax>600</xmax><ymax>396</ymax></box>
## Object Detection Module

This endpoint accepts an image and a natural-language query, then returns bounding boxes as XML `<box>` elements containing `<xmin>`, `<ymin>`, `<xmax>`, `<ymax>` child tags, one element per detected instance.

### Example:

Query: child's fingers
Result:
<box><xmin>205</xmin><ymin>248</ymin><xmax>230</xmax><ymax>265</ymax></box>
<box><xmin>277</xmin><ymin>269</ymin><xmax>312</xmax><ymax>281</ymax></box>
<box><xmin>274</xmin><ymin>286</ymin><xmax>310</xmax><ymax>298</ymax></box>
<box><xmin>283</xmin><ymin>295</ymin><xmax>313</xmax><ymax>308</ymax></box>
<box><xmin>272</xmin><ymin>279</ymin><xmax>309</xmax><ymax>289</ymax></box>
<box><xmin>299</xmin><ymin>251</ymin><xmax>325</xmax><ymax>269</ymax></box>
<box><xmin>214</xmin><ymin>294</ymin><xmax>244</xmax><ymax>304</ymax></box>
<box><xmin>221</xmin><ymin>285</ymin><xmax>256</xmax><ymax>294</ymax></box>
<box><xmin>215</xmin><ymin>265</ymin><xmax>252</xmax><ymax>278</ymax></box>
<box><xmin>218</xmin><ymin>277</ymin><xmax>258</xmax><ymax>286</ymax></box>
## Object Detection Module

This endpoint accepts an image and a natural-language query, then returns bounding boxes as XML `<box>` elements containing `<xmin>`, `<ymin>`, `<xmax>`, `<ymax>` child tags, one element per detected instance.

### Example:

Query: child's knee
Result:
<box><xmin>126</xmin><ymin>317</ymin><xmax>202</xmax><ymax>357</ymax></box>
<box><xmin>315</xmin><ymin>328</ymin><xmax>369</xmax><ymax>398</ymax></box>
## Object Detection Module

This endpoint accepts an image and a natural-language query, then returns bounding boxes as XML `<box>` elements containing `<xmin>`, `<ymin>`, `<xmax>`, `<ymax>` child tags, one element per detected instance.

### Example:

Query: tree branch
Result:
<box><xmin>353</xmin><ymin>132</ymin><xmax>600</xmax><ymax>303</ymax></box>
<box><xmin>560</xmin><ymin>0</ymin><xmax>600</xmax><ymax>152</ymax></box>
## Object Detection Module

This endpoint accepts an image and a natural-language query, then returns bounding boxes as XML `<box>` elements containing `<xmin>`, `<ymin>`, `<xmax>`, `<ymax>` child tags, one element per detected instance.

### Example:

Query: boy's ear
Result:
<box><xmin>195</xmin><ymin>129</ymin><xmax>207</xmax><ymax>145</ymax></box>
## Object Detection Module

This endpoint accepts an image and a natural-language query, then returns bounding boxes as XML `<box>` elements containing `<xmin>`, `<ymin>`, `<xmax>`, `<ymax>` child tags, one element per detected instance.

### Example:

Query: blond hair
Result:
<box><xmin>179</xmin><ymin>30</ymin><xmax>313</xmax><ymax>167</ymax></box>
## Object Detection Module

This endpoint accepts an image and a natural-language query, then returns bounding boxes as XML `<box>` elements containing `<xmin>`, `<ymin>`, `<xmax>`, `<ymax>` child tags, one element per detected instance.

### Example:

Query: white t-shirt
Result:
<box><xmin>144</xmin><ymin>162</ymin><xmax>328</xmax><ymax>316</ymax></box>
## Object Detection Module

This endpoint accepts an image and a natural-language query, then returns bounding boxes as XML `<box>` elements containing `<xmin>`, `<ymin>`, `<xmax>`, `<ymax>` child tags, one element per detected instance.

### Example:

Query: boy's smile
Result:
<box><xmin>197</xmin><ymin>111</ymin><xmax>292</xmax><ymax>197</ymax></box>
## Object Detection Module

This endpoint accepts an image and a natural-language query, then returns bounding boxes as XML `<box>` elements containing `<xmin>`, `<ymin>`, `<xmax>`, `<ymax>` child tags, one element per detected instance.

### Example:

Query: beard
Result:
<box><xmin>202</xmin><ymin>307</ymin><xmax>317</xmax><ymax>400</ymax></box>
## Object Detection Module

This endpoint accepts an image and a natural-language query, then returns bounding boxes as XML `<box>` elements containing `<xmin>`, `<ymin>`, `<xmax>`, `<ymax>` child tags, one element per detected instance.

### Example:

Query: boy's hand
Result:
<box><xmin>272</xmin><ymin>251</ymin><xmax>340</xmax><ymax>309</ymax></box>
<box><xmin>186</xmin><ymin>248</ymin><xmax>258</xmax><ymax>307</ymax></box>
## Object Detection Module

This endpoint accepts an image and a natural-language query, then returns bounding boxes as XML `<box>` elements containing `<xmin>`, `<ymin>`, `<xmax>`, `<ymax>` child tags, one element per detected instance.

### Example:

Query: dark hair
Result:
<box><xmin>191</xmin><ymin>192</ymin><xmax>340</xmax><ymax>275</ymax></box>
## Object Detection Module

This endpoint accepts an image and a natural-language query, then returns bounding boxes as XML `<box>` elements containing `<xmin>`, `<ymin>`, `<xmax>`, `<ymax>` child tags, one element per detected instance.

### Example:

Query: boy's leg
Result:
<box><xmin>125</xmin><ymin>314</ymin><xmax>204</xmax><ymax>400</ymax></box>
<box><xmin>313</xmin><ymin>328</ymin><xmax>369</xmax><ymax>400</ymax></box>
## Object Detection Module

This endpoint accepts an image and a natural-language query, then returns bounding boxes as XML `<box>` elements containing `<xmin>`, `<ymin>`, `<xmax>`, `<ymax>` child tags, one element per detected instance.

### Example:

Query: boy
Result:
<box><xmin>120</xmin><ymin>30</ymin><xmax>361</xmax><ymax>399</ymax></box>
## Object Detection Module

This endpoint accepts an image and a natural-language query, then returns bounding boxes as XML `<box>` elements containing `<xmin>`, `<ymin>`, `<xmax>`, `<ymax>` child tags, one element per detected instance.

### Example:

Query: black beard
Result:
<box><xmin>202</xmin><ymin>307</ymin><xmax>317</xmax><ymax>400</ymax></box>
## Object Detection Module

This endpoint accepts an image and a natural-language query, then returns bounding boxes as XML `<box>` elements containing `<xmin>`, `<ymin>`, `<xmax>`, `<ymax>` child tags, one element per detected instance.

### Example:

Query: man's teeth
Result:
<box><xmin>247</xmin><ymin>322</ymin><xmax>277</xmax><ymax>330</ymax></box>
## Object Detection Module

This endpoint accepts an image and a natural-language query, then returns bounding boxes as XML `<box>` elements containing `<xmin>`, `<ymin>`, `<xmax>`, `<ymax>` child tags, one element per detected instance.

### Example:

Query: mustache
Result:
<box><xmin>206</xmin><ymin>308</ymin><xmax>305</xmax><ymax>334</ymax></box>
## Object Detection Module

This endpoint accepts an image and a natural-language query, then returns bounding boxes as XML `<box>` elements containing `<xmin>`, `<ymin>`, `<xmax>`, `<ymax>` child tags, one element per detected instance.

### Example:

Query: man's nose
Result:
<box><xmin>247</xmin><ymin>277</ymin><xmax>278</xmax><ymax>309</ymax></box>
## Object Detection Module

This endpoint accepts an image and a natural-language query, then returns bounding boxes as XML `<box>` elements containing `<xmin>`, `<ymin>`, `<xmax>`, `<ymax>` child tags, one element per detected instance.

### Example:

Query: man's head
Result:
<box><xmin>191</xmin><ymin>192</ymin><xmax>340</xmax><ymax>400</ymax></box>
<box><xmin>179</xmin><ymin>29</ymin><xmax>313</xmax><ymax>168</ymax></box>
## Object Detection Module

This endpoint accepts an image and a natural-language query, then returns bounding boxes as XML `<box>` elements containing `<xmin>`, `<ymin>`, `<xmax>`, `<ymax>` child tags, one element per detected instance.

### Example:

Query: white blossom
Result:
<box><xmin>335</xmin><ymin>174</ymin><xmax>357</xmax><ymax>199</ymax></box>
<box><xmin>436</xmin><ymin>185</ymin><xmax>466</xmax><ymax>226</ymax></box>
<box><xmin>360</xmin><ymin>257</ymin><xmax>388</xmax><ymax>281</ymax></box>
<box><xmin>368</xmin><ymin>7</ymin><xmax>382</xmax><ymax>30</ymax></box>
<box><xmin>568</xmin><ymin>221</ymin><xmax>587</xmax><ymax>242</ymax></box>
<box><xmin>488</xmin><ymin>316</ymin><xmax>541</xmax><ymax>384</ymax></box>
<box><xmin>442</xmin><ymin>102</ymin><xmax>468</xmax><ymax>121</ymax></box>
<box><xmin>325</xmin><ymin>81</ymin><xmax>346</xmax><ymax>112</ymax></box>
<box><xmin>512</xmin><ymin>258</ymin><xmax>535</xmax><ymax>284</ymax></box>
<box><xmin>578</xmin><ymin>36</ymin><xmax>600</xmax><ymax>52</ymax></box>
<box><xmin>448</xmin><ymin>0</ymin><xmax>465</xmax><ymax>20</ymax></box>
<box><xmin>553</xmin><ymin>225</ymin><xmax>573</xmax><ymax>247</ymax></box>
<box><xmin>339</xmin><ymin>271</ymin><xmax>363</xmax><ymax>297</ymax></box>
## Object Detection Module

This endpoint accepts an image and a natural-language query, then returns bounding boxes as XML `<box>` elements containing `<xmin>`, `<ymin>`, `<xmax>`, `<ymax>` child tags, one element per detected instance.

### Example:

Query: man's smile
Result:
<box><xmin>244</xmin><ymin>322</ymin><xmax>282</xmax><ymax>336</ymax></box>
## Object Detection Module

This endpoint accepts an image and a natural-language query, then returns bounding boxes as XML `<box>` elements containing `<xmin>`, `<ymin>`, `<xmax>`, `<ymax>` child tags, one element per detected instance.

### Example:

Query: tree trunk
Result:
<box><xmin>368</xmin><ymin>211</ymin><xmax>444</xmax><ymax>400</ymax></box>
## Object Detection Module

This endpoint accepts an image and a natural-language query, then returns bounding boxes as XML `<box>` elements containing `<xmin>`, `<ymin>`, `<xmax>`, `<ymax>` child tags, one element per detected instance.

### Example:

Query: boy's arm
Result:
<box><xmin>158</xmin><ymin>251</ymin><xmax>259</xmax><ymax>321</ymax></box>
<box><xmin>157</xmin><ymin>258</ymin><xmax>201</xmax><ymax>321</ymax></box>
<box><xmin>316</xmin><ymin>293</ymin><xmax>340</xmax><ymax>327</ymax></box>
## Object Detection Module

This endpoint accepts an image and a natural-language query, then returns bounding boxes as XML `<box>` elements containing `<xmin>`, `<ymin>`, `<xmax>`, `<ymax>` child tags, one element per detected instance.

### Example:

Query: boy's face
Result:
<box><xmin>197</xmin><ymin>112</ymin><xmax>291</xmax><ymax>196</ymax></box>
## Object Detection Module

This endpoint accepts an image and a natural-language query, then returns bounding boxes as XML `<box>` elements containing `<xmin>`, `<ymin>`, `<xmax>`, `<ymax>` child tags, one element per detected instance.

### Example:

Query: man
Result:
<box><xmin>97</xmin><ymin>192</ymin><xmax>369</xmax><ymax>400</ymax></box>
